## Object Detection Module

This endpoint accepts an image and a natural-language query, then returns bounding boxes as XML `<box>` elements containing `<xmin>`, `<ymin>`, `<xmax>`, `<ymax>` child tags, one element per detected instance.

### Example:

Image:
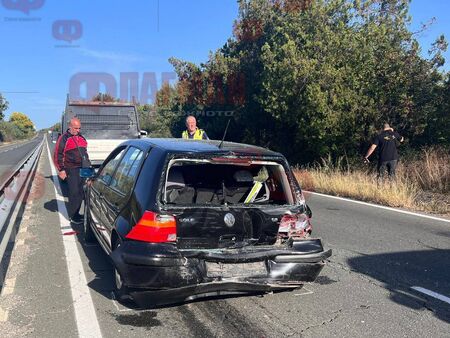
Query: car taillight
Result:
<box><xmin>278</xmin><ymin>213</ymin><xmax>312</xmax><ymax>239</ymax></box>
<box><xmin>126</xmin><ymin>211</ymin><xmax>177</xmax><ymax>243</ymax></box>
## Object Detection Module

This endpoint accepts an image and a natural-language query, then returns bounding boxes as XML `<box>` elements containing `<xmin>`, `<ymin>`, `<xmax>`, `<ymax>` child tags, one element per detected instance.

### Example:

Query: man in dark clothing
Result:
<box><xmin>364</xmin><ymin>123</ymin><xmax>404</xmax><ymax>180</ymax></box>
<box><xmin>54</xmin><ymin>118</ymin><xmax>90</xmax><ymax>224</ymax></box>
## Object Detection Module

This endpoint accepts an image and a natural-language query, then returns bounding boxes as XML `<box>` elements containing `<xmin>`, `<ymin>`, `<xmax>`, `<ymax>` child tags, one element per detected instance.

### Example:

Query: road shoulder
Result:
<box><xmin>0</xmin><ymin>139</ymin><xmax>77</xmax><ymax>337</ymax></box>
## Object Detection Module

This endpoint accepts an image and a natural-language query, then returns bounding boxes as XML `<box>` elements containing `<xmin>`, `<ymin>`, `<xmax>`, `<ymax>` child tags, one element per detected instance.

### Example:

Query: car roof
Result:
<box><xmin>122</xmin><ymin>138</ymin><xmax>283</xmax><ymax>157</ymax></box>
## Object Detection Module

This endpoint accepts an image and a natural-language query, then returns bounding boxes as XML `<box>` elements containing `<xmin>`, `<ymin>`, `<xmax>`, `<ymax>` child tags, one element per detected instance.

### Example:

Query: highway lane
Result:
<box><xmin>306</xmin><ymin>193</ymin><xmax>450</xmax><ymax>327</ymax></box>
<box><xmin>0</xmin><ymin>138</ymin><xmax>449</xmax><ymax>337</ymax></box>
<box><xmin>0</xmin><ymin>136</ymin><xmax>42</xmax><ymax>187</ymax></box>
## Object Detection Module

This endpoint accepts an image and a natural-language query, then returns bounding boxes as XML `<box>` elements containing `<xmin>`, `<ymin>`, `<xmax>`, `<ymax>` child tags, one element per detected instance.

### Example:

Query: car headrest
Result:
<box><xmin>167</xmin><ymin>167</ymin><xmax>185</xmax><ymax>188</ymax></box>
<box><xmin>233</xmin><ymin>170</ymin><xmax>254</xmax><ymax>183</ymax></box>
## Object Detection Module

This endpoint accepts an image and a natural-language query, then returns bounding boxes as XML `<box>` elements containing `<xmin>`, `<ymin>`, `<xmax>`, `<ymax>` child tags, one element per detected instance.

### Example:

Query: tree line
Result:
<box><xmin>0</xmin><ymin>94</ymin><xmax>35</xmax><ymax>142</ymax></box>
<box><xmin>140</xmin><ymin>0</ymin><xmax>449</xmax><ymax>164</ymax></box>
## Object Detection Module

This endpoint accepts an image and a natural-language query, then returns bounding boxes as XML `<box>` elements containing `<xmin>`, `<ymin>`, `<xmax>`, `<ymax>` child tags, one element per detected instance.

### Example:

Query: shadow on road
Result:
<box><xmin>49</xmin><ymin>175</ymin><xmax>118</xmax><ymax>304</ymax></box>
<box><xmin>69</xmin><ymin>220</ymin><xmax>121</xmax><ymax>301</ymax></box>
<box><xmin>43</xmin><ymin>199</ymin><xmax>58</xmax><ymax>213</ymax></box>
<box><xmin>348</xmin><ymin>249</ymin><xmax>450</xmax><ymax>324</ymax></box>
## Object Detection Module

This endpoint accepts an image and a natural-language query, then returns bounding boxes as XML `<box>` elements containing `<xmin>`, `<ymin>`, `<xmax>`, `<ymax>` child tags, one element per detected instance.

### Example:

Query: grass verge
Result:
<box><xmin>294</xmin><ymin>147</ymin><xmax>449</xmax><ymax>216</ymax></box>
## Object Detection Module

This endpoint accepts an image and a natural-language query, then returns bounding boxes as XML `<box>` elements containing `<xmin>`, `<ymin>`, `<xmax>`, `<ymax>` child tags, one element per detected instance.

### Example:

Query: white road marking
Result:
<box><xmin>294</xmin><ymin>286</ymin><xmax>313</xmax><ymax>296</ymax></box>
<box><xmin>0</xmin><ymin>307</ymin><xmax>8</xmax><ymax>322</ymax></box>
<box><xmin>411</xmin><ymin>286</ymin><xmax>450</xmax><ymax>305</ymax></box>
<box><xmin>306</xmin><ymin>191</ymin><xmax>450</xmax><ymax>223</ymax></box>
<box><xmin>46</xmin><ymin>140</ymin><xmax>103</xmax><ymax>338</ymax></box>
<box><xmin>1</xmin><ymin>278</ymin><xmax>16</xmax><ymax>296</ymax></box>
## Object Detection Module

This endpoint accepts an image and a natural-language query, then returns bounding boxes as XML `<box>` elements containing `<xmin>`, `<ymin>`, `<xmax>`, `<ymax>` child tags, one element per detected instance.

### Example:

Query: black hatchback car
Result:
<box><xmin>84</xmin><ymin>138</ymin><xmax>331</xmax><ymax>307</ymax></box>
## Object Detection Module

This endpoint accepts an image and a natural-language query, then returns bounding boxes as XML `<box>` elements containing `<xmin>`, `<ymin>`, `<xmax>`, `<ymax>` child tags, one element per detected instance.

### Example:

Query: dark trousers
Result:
<box><xmin>66</xmin><ymin>168</ymin><xmax>84</xmax><ymax>219</ymax></box>
<box><xmin>377</xmin><ymin>160</ymin><xmax>398</xmax><ymax>180</ymax></box>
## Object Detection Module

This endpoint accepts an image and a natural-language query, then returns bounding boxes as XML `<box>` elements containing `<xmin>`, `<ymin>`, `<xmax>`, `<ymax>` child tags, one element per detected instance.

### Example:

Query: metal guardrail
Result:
<box><xmin>0</xmin><ymin>137</ymin><xmax>44</xmax><ymax>279</ymax></box>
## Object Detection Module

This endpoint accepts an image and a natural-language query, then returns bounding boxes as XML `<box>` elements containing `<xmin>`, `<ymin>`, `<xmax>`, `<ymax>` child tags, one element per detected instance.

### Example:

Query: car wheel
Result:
<box><xmin>83</xmin><ymin>203</ymin><xmax>95</xmax><ymax>243</ymax></box>
<box><xmin>113</xmin><ymin>242</ymin><xmax>131</xmax><ymax>302</ymax></box>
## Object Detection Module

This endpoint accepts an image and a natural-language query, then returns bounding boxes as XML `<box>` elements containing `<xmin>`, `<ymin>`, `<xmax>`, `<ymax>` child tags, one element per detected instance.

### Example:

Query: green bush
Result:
<box><xmin>0</xmin><ymin>121</ymin><xmax>29</xmax><ymax>142</ymax></box>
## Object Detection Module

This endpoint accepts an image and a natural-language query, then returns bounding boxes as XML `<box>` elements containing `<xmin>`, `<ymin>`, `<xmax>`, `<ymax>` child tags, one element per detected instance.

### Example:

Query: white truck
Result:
<box><xmin>61</xmin><ymin>95</ymin><xmax>147</xmax><ymax>166</ymax></box>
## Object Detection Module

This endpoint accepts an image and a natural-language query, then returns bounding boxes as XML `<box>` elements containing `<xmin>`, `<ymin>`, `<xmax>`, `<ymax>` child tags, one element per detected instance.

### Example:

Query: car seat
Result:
<box><xmin>166</xmin><ymin>167</ymin><xmax>195</xmax><ymax>204</ymax></box>
<box><xmin>225</xmin><ymin>170</ymin><xmax>254</xmax><ymax>204</ymax></box>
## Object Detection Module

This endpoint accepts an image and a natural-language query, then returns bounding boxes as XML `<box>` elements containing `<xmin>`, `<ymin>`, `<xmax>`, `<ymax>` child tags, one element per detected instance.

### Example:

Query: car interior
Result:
<box><xmin>164</xmin><ymin>161</ymin><xmax>291</xmax><ymax>206</ymax></box>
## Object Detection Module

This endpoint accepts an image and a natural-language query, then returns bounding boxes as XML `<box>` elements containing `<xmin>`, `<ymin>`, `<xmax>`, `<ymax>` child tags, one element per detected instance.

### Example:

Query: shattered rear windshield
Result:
<box><xmin>163</xmin><ymin>159</ymin><xmax>295</xmax><ymax>206</ymax></box>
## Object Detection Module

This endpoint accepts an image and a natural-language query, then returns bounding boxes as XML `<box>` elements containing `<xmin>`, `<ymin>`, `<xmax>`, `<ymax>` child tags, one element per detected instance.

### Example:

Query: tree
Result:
<box><xmin>51</xmin><ymin>122</ymin><xmax>61</xmax><ymax>133</ymax></box>
<box><xmin>9</xmin><ymin>112</ymin><xmax>34</xmax><ymax>135</ymax></box>
<box><xmin>0</xmin><ymin>93</ymin><xmax>8</xmax><ymax>120</ymax></box>
<box><xmin>92</xmin><ymin>93</ymin><xmax>118</xmax><ymax>102</ymax></box>
<box><xmin>136</xmin><ymin>84</ymin><xmax>178</xmax><ymax>137</ymax></box>
<box><xmin>423</xmin><ymin>73</ymin><xmax>450</xmax><ymax>146</ymax></box>
<box><xmin>156</xmin><ymin>0</ymin><xmax>448</xmax><ymax>164</ymax></box>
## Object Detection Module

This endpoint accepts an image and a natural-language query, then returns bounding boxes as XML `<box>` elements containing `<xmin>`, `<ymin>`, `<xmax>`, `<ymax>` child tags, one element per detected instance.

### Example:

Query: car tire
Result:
<box><xmin>83</xmin><ymin>203</ymin><xmax>96</xmax><ymax>243</ymax></box>
<box><xmin>112</xmin><ymin>242</ymin><xmax>132</xmax><ymax>302</ymax></box>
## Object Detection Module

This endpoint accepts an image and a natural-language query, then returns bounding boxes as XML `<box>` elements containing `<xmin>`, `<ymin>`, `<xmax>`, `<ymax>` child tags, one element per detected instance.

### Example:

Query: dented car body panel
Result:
<box><xmin>111</xmin><ymin>238</ymin><xmax>331</xmax><ymax>307</ymax></box>
<box><xmin>85</xmin><ymin>138</ymin><xmax>331</xmax><ymax>306</ymax></box>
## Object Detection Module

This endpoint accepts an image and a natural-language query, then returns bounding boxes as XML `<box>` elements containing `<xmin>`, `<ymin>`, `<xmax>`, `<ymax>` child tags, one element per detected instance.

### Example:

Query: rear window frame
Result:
<box><xmin>160</xmin><ymin>155</ymin><xmax>297</xmax><ymax>207</ymax></box>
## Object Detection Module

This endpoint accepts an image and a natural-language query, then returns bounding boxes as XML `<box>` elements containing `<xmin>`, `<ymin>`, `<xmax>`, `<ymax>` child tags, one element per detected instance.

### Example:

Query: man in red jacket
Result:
<box><xmin>55</xmin><ymin>118</ymin><xmax>90</xmax><ymax>224</ymax></box>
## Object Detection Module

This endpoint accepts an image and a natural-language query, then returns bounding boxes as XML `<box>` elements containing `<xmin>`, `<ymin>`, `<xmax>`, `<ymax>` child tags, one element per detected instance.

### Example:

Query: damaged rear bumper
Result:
<box><xmin>110</xmin><ymin>239</ymin><xmax>331</xmax><ymax>306</ymax></box>
<box><xmin>131</xmin><ymin>281</ymin><xmax>303</xmax><ymax>308</ymax></box>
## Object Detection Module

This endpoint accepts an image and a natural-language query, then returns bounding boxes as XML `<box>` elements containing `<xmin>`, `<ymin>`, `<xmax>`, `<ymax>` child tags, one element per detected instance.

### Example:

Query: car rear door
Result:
<box><xmin>90</xmin><ymin>147</ymin><xmax>126</xmax><ymax>247</ymax></box>
<box><xmin>101</xmin><ymin>146</ymin><xmax>145</xmax><ymax>244</ymax></box>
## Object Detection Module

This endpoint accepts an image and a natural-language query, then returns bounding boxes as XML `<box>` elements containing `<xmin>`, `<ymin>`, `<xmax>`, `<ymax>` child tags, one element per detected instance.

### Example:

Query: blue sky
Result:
<box><xmin>0</xmin><ymin>0</ymin><xmax>449</xmax><ymax>130</ymax></box>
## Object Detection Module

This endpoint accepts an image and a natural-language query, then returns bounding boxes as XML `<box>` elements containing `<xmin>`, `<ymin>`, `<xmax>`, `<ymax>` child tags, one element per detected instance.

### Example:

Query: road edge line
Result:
<box><xmin>305</xmin><ymin>191</ymin><xmax>450</xmax><ymax>224</ymax></box>
<box><xmin>45</xmin><ymin>138</ymin><xmax>103</xmax><ymax>338</ymax></box>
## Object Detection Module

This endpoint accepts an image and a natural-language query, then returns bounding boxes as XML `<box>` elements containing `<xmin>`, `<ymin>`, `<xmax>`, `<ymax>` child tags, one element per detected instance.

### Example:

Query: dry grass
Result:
<box><xmin>294</xmin><ymin>147</ymin><xmax>450</xmax><ymax>216</ymax></box>
<box><xmin>402</xmin><ymin>147</ymin><xmax>450</xmax><ymax>193</ymax></box>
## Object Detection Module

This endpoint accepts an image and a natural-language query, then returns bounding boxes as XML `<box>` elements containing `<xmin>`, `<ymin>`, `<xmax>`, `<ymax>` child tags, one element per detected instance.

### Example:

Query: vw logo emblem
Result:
<box><xmin>224</xmin><ymin>213</ymin><xmax>235</xmax><ymax>227</ymax></box>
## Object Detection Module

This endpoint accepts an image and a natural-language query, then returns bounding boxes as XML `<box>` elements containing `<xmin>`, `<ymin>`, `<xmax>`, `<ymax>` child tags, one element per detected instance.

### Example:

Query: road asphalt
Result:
<box><xmin>0</xmin><ymin>136</ymin><xmax>42</xmax><ymax>188</ymax></box>
<box><xmin>0</xmin><ymin>136</ymin><xmax>448</xmax><ymax>337</ymax></box>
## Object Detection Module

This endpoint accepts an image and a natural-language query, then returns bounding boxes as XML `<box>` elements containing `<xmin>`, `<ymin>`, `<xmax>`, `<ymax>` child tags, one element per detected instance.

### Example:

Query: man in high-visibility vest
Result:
<box><xmin>182</xmin><ymin>115</ymin><xmax>209</xmax><ymax>140</ymax></box>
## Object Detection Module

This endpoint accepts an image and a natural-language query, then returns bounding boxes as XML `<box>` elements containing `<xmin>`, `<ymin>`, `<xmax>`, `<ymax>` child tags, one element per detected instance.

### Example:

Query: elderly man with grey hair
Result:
<box><xmin>181</xmin><ymin>116</ymin><xmax>209</xmax><ymax>140</ymax></box>
<box><xmin>364</xmin><ymin>123</ymin><xmax>404</xmax><ymax>180</ymax></box>
<box><xmin>54</xmin><ymin>117</ymin><xmax>90</xmax><ymax>223</ymax></box>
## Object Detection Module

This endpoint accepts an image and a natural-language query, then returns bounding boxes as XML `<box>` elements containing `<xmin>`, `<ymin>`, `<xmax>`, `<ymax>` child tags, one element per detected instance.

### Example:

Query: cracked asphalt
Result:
<box><xmin>0</xmin><ymin>136</ymin><xmax>449</xmax><ymax>337</ymax></box>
